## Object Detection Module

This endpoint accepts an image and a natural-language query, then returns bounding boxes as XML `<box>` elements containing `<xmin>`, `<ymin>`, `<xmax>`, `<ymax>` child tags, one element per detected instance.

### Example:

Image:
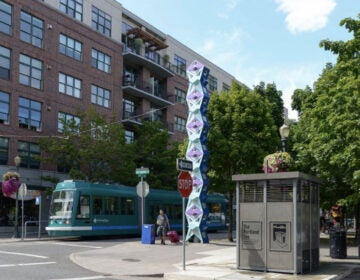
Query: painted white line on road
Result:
<box><xmin>18</xmin><ymin>261</ymin><xmax>56</xmax><ymax>266</ymax></box>
<box><xmin>0</xmin><ymin>262</ymin><xmax>55</xmax><ymax>268</ymax></box>
<box><xmin>53</xmin><ymin>242</ymin><xmax>103</xmax><ymax>249</ymax></box>
<box><xmin>49</xmin><ymin>276</ymin><xmax>109</xmax><ymax>280</ymax></box>
<box><xmin>0</xmin><ymin>250</ymin><xmax>48</xmax><ymax>259</ymax></box>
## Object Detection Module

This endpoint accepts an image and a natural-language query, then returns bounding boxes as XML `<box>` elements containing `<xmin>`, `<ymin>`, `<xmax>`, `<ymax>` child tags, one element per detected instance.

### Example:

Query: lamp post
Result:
<box><xmin>279</xmin><ymin>124</ymin><xmax>290</xmax><ymax>152</ymax></box>
<box><xmin>13</xmin><ymin>155</ymin><xmax>21</xmax><ymax>238</ymax></box>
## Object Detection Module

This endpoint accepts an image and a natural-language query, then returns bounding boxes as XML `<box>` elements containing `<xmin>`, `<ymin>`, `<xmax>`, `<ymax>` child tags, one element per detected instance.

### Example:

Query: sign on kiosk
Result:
<box><xmin>178</xmin><ymin>171</ymin><xmax>193</xmax><ymax>198</ymax></box>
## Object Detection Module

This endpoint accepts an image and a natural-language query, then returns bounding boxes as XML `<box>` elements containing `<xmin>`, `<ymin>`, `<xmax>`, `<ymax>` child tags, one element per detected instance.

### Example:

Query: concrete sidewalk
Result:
<box><xmin>69</xmin><ymin>235</ymin><xmax>360</xmax><ymax>280</ymax></box>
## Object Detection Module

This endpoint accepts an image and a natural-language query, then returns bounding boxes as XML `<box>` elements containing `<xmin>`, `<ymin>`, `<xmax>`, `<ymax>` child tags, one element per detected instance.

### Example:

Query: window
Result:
<box><xmin>150</xmin><ymin>106</ymin><xmax>162</xmax><ymax>122</ymax></box>
<box><xmin>174</xmin><ymin>54</ymin><xmax>186</xmax><ymax>76</ymax></box>
<box><xmin>19</xmin><ymin>54</ymin><xmax>43</xmax><ymax>89</ymax></box>
<box><xmin>0</xmin><ymin>0</ymin><xmax>12</xmax><ymax>35</ymax></box>
<box><xmin>59</xmin><ymin>72</ymin><xmax>81</xmax><ymax>98</ymax></box>
<box><xmin>125</xmin><ymin>130</ymin><xmax>134</xmax><ymax>144</ymax></box>
<box><xmin>17</xmin><ymin>141</ymin><xmax>40</xmax><ymax>169</ymax></box>
<box><xmin>174</xmin><ymin>116</ymin><xmax>186</xmax><ymax>132</ymax></box>
<box><xmin>59</xmin><ymin>34</ymin><xmax>82</xmax><ymax>61</ymax></box>
<box><xmin>91</xmin><ymin>84</ymin><xmax>110</xmax><ymax>108</ymax></box>
<box><xmin>0</xmin><ymin>90</ymin><xmax>10</xmax><ymax>124</ymax></box>
<box><xmin>208</xmin><ymin>75</ymin><xmax>218</xmax><ymax>91</ymax></box>
<box><xmin>222</xmin><ymin>83</ymin><xmax>230</xmax><ymax>92</ymax></box>
<box><xmin>92</xmin><ymin>6</ymin><xmax>111</xmax><ymax>37</ymax></box>
<box><xmin>58</xmin><ymin>112</ymin><xmax>80</xmax><ymax>133</ymax></box>
<box><xmin>123</xmin><ymin>98</ymin><xmax>135</xmax><ymax>118</ymax></box>
<box><xmin>104</xmin><ymin>197</ymin><xmax>119</xmax><ymax>215</ymax></box>
<box><xmin>18</xmin><ymin>97</ymin><xmax>42</xmax><ymax>131</ymax></box>
<box><xmin>175</xmin><ymin>88</ymin><xmax>186</xmax><ymax>104</ymax></box>
<box><xmin>0</xmin><ymin>137</ymin><xmax>8</xmax><ymax>165</ymax></box>
<box><xmin>76</xmin><ymin>195</ymin><xmax>90</xmax><ymax>219</ymax></box>
<box><xmin>91</xmin><ymin>48</ymin><xmax>111</xmax><ymax>73</ymax></box>
<box><xmin>20</xmin><ymin>11</ymin><xmax>44</xmax><ymax>48</ymax></box>
<box><xmin>0</xmin><ymin>45</ymin><xmax>10</xmax><ymax>80</ymax></box>
<box><xmin>60</xmin><ymin>0</ymin><xmax>83</xmax><ymax>21</ymax></box>
<box><xmin>120</xmin><ymin>197</ymin><xmax>134</xmax><ymax>215</ymax></box>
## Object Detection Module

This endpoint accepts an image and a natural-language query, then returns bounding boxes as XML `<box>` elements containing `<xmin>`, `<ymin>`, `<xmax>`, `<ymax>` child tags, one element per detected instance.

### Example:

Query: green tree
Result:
<box><xmin>132</xmin><ymin>121</ymin><xmax>179</xmax><ymax>189</ymax></box>
<box><xmin>39</xmin><ymin>109</ymin><xmax>136</xmax><ymax>184</ymax></box>
<box><xmin>208</xmin><ymin>81</ymin><xmax>279</xmax><ymax>241</ymax></box>
<box><xmin>292</xmin><ymin>14</ymin><xmax>360</xmax><ymax>228</ymax></box>
<box><xmin>254</xmin><ymin>81</ymin><xmax>284</xmax><ymax>128</ymax></box>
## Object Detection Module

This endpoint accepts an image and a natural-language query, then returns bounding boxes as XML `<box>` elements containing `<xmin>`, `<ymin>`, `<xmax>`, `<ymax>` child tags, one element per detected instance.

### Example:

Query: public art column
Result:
<box><xmin>185</xmin><ymin>60</ymin><xmax>210</xmax><ymax>243</ymax></box>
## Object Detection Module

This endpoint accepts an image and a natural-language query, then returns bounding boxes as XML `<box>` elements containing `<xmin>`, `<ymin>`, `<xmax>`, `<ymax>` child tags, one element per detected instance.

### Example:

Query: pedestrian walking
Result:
<box><xmin>156</xmin><ymin>209</ymin><xmax>170</xmax><ymax>245</ymax></box>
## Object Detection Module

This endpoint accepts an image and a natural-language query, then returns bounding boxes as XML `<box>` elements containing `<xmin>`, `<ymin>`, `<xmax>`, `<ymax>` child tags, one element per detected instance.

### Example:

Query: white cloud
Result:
<box><xmin>276</xmin><ymin>0</ymin><xmax>336</xmax><ymax>33</ymax></box>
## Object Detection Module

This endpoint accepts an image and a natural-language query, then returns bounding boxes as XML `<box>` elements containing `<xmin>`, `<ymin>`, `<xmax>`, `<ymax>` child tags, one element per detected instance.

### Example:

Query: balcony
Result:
<box><xmin>122</xmin><ymin>44</ymin><xmax>174</xmax><ymax>79</ymax></box>
<box><xmin>122</xmin><ymin>77</ymin><xmax>175</xmax><ymax>107</ymax></box>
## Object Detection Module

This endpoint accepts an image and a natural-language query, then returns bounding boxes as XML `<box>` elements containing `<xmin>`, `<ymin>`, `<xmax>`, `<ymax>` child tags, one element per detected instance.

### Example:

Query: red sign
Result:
<box><xmin>178</xmin><ymin>171</ymin><xmax>193</xmax><ymax>198</ymax></box>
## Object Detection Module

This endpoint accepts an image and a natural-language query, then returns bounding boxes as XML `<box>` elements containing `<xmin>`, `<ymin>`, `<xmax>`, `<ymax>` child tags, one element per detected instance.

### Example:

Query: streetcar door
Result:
<box><xmin>74</xmin><ymin>194</ymin><xmax>91</xmax><ymax>226</ymax></box>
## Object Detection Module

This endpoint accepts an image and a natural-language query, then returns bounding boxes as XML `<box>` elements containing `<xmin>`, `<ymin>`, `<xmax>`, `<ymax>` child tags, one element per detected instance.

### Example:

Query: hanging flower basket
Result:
<box><xmin>263</xmin><ymin>152</ymin><xmax>293</xmax><ymax>173</ymax></box>
<box><xmin>2</xmin><ymin>171</ymin><xmax>20</xmax><ymax>197</ymax></box>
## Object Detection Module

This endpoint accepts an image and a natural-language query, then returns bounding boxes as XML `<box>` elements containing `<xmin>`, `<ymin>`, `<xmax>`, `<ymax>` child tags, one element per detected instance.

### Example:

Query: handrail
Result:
<box><xmin>24</xmin><ymin>220</ymin><xmax>48</xmax><ymax>240</ymax></box>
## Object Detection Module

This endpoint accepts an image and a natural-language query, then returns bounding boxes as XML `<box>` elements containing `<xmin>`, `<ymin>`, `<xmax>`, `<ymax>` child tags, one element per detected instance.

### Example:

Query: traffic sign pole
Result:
<box><xmin>141</xmin><ymin>176</ymin><xmax>144</xmax><ymax>226</ymax></box>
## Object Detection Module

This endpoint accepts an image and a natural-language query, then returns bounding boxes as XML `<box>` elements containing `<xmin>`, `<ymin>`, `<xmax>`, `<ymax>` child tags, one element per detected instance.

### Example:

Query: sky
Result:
<box><xmin>117</xmin><ymin>0</ymin><xmax>358</xmax><ymax>119</ymax></box>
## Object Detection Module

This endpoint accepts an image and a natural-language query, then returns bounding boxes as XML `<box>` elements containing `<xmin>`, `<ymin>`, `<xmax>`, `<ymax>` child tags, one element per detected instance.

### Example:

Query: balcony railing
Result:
<box><xmin>122</xmin><ymin>44</ymin><xmax>173</xmax><ymax>75</ymax></box>
<box><xmin>122</xmin><ymin>77</ymin><xmax>175</xmax><ymax>104</ymax></box>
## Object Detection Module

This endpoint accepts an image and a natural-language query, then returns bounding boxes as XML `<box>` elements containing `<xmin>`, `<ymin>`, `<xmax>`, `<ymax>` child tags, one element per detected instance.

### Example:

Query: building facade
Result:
<box><xmin>0</xmin><ymin>0</ymin><xmax>238</xmax><ymax>226</ymax></box>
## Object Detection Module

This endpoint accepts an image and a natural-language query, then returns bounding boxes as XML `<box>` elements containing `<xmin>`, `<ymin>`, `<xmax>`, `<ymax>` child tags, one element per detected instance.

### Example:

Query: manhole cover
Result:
<box><xmin>122</xmin><ymin>258</ymin><xmax>141</xmax><ymax>262</ymax></box>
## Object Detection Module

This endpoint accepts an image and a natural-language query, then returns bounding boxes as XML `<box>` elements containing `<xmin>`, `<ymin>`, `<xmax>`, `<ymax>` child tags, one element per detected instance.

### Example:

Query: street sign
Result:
<box><xmin>136</xmin><ymin>181</ymin><xmax>149</xmax><ymax>198</ymax></box>
<box><xmin>18</xmin><ymin>183</ymin><xmax>27</xmax><ymax>199</ymax></box>
<box><xmin>178</xmin><ymin>171</ymin><xmax>193</xmax><ymax>198</ymax></box>
<box><xmin>176</xmin><ymin>158</ymin><xmax>193</xmax><ymax>171</ymax></box>
<box><xmin>136</xmin><ymin>167</ymin><xmax>149</xmax><ymax>176</ymax></box>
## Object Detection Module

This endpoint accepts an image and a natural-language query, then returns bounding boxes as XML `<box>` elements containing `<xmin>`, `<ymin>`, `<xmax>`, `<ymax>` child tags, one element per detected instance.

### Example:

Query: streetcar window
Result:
<box><xmin>49</xmin><ymin>190</ymin><xmax>74</xmax><ymax>219</ymax></box>
<box><xmin>104</xmin><ymin>196</ymin><xmax>119</xmax><ymax>215</ymax></box>
<box><xmin>93</xmin><ymin>196</ymin><xmax>103</xmax><ymax>215</ymax></box>
<box><xmin>120</xmin><ymin>197</ymin><xmax>134</xmax><ymax>215</ymax></box>
<box><xmin>76</xmin><ymin>195</ymin><xmax>90</xmax><ymax>219</ymax></box>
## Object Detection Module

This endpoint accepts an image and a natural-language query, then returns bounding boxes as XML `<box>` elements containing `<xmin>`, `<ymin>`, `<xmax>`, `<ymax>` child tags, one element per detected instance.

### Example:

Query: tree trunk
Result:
<box><xmin>227</xmin><ymin>190</ymin><xmax>234</xmax><ymax>242</ymax></box>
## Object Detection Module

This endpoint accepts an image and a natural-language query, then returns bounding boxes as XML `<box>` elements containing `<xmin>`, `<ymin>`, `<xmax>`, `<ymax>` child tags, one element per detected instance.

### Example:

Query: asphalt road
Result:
<box><xmin>0</xmin><ymin>238</ymin><xmax>126</xmax><ymax>280</ymax></box>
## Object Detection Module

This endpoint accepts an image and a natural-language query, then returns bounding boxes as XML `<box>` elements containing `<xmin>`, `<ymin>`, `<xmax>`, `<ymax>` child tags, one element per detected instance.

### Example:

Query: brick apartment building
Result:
<box><xmin>0</xmin><ymin>0</ymin><xmax>237</xmax><ymax>225</ymax></box>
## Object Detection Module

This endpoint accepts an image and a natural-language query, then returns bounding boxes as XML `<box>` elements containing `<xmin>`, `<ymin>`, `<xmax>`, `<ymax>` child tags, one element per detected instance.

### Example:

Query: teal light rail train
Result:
<box><xmin>45</xmin><ymin>180</ymin><xmax>228</xmax><ymax>237</ymax></box>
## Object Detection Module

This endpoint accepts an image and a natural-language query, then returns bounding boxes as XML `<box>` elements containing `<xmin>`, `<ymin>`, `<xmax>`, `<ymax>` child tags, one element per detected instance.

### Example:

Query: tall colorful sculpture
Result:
<box><xmin>185</xmin><ymin>60</ymin><xmax>210</xmax><ymax>243</ymax></box>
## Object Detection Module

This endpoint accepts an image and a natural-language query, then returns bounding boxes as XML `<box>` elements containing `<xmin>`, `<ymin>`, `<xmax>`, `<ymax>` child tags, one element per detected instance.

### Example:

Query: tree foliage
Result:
<box><xmin>39</xmin><ymin>110</ymin><xmax>178</xmax><ymax>188</ymax></box>
<box><xmin>292</xmin><ymin>14</ymin><xmax>360</xmax><ymax>212</ymax></box>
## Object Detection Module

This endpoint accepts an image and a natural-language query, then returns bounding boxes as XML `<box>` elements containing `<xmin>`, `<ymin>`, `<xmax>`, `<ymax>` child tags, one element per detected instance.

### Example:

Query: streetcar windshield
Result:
<box><xmin>49</xmin><ymin>190</ymin><xmax>75</xmax><ymax>219</ymax></box>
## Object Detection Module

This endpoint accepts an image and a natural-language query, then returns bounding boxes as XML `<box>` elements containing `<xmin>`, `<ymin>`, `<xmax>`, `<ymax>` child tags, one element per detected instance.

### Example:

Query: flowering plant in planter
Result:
<box><xmin>263</xmin><ymin>152</ymin><xmax>293</xmax><ymax>173</ymax></box>
<box><xmin>2</xmin><ymin>171</ymin><xmax>20</xmax><ymax>197</ymax></box>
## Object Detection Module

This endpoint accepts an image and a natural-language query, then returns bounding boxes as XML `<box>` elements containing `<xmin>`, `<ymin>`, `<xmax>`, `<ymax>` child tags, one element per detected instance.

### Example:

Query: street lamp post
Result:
<box><xmin>13</xmin><ymin>155</ymin><xmax>21</xmax><ymax>238</ymax></box>
<box><xmin>279</xmin><ymin>124</ymin><xmax>290</xmax><ymax>152</ymax></box>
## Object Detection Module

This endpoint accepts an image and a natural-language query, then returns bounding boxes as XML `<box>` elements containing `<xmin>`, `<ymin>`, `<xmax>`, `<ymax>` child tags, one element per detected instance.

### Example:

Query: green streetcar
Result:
<box><xmin>46</xmin><ymin>180</ymin><xmax>227</xmax><ymax>237</ymax></box>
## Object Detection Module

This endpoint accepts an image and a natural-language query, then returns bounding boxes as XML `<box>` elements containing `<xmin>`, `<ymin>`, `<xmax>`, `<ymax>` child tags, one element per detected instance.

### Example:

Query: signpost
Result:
<box><xmin>178</xmin><ymin>170</ymin><xmax>193</xmax><ymax>270</ymax></box>
<box><xmin>19</xmin><ymin>183</ymin><xmax>27</xmax><ymax>240</ymax></box>
<box><xmin>136</xmin><ymin>167</ymin><xmax>149</xmax><ymax>227</ymax></box>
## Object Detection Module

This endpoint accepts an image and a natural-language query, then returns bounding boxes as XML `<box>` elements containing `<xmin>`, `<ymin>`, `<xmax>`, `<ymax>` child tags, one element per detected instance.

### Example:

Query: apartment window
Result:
<box><xmin>123</xmin><ymin>98</ymin><xmax>135</xmax><ymax>119</ymax></box>
<box><xmin>59</xmin><ymin>72</ymin><xmax>81</xmax><ymax>98</ymax></box>
<box><xmin>17</xmin><ymin>141</ymin><xmax>40</xmax><ymax>169</ymax></box>
<box><xmin>0</xmin><ymin>0</ymin><xmax>12</xmax><ymax>35</ymax></box>
<box><xmin>20</xmin><ymin>11</ymin><xmax>44</xmax><ymax>48</ymax></box>
<box><xmin>0</xmin><ymin>137</ymin><xmax>8</xmax><ymax>164</ymax></box>
<box><xmin>59</xmin><ymin>34</ymin><xmax>82</xmax><ymax>61</ymax></box>
<box><xmin>174</xmin><ymin>116</ymin><xmax>186</xmax><ymax>132</ymax></box>
<box><xmin>208</xmin><ymin>75</ymin><xmax>218</xmax><ymax>91</ymax></box>
<box><xmin>0</xmin><ymin>45</ymin><xmax>11</xmax><ymax>80</ymax></box>
<box><xmin>91</xmin><ymin>85</ymin><xmax>110</xmax><ymax>108</ymax></box>
<box><xmin>18</xmin><ymin>97</ymin><xmax>42</xmax><ymax>131</ymax></box>
<box><xmin>175</xmin><ymin>88</ymin><xmax>186</xmax><ymax>104</ymax></box>
<box><xmin>58</xmin><ymin>112</ymin><xmax>80</xmax><ymax>133</ymax></box>
<box><xmin>174</xmin><ymin>54</ymin><xmax>186</xmax><ymax>76</ymax></box>
<box><xmin>0</xmin><ymin>90</ymin><xmax>9</xmax><ymax>124</ymax></box>
<box><xmin>222</xmin><ymin>83</ymin><xmax>230</xmax><ymax>92</ymax></box>
<box><xmin>92</xmin><ymin>49</ymin><xmax>111</xmax><ymax>73</ymax></box>
<box><xmin>60</xmin><ymin>0</ymin><xmax>83</xmax><ymax>21</ymax></box>
<box><xmin>125</xmin><ymin>130</ymin><xmax>134</xmax><ymax>144</ymax></box>
<box><xmin>92</xmin><ymin>6</ymin><xmax>111</xmax><ymax>37</ymax></box>
<box><xmin>19</xmin><ymin>54</ymin><xmax>43</xmax><ymax>89</ymax></box>
<box><xmin>150</xmin><ymin>106</ymin><xmax>162</xmax><ymax>122</ymax></box>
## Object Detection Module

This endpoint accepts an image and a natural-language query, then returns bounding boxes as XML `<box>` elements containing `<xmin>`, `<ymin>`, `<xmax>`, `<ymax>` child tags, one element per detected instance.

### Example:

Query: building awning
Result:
<box><xmin>127</xmin><ymin>27</ymin><xmax>168</xmax><ymax>50</ymax></box>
